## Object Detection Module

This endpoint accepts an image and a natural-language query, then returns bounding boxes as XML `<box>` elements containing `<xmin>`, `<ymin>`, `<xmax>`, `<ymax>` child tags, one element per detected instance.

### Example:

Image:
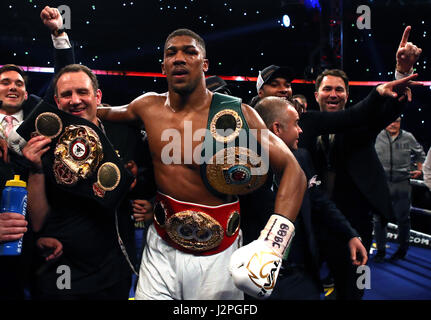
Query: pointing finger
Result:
<box><xmin>399</xmin><ymin>25</ymin><xmax>411</xmax><ymax>48</ymax></box>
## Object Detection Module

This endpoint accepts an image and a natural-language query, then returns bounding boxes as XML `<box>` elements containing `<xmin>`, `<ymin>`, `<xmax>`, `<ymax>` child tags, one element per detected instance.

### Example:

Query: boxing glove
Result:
<box><xmin>229</xmin><ymin>214</ymin><xmax>295</xmax><ymax>299</ymax></box>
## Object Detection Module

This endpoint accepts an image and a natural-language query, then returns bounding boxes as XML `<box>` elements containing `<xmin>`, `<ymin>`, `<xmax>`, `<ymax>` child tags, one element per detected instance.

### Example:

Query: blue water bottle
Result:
<box><xmin>0</xmin><ymin>175</ymin><xmax>27</xmax><ymax>256</ymax></box>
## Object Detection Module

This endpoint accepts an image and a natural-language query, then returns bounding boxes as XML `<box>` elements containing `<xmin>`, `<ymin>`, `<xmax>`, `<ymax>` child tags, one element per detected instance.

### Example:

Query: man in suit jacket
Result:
<box><xmin>0</xmin><ymin>6</ymin><xmax>75</xmax><ymax>300</ymax></box>
<box><xmin>300</xmin><ymin>68</ymin><xmax>418</xmax><ymax>299</ymax></box>
<box><xmin>255</xmin><ymin>96</ymin><xmax>367</xmax><ymax>299</ymax></box>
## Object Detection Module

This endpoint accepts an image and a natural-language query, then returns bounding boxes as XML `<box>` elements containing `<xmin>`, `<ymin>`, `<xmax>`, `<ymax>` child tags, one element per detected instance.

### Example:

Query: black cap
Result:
<box><xmin>206</xmin><ymin>76</ymin><xmax>231</xmax><ymax>95</ymax></box>
<box><xmin>256</xmin><ymin>65</ymin><xmax>294</xmax><ymax>93</ymax></box>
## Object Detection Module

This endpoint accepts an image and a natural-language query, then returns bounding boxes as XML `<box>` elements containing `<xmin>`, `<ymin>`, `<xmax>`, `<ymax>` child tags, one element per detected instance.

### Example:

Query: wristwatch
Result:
<box><xmin>51</xmin><ymin>28</ymin><xmax>67</xmax><ymax>37</ymax></box>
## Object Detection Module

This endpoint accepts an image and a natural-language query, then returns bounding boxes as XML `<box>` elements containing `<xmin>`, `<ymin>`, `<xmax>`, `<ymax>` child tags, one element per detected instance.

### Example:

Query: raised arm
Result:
<box><xmin>396</xmin><ymin>26</ymin><xmax>422</xmax><ymax>76</ymax></box>
<box><xmin>300</xmin><ymin>26</ymin><xmax>422</xmax><ymax>144</ymax></box>
<box><xmin>40</xmin><ymin>6</ymin><xmax>75</xmax><ymax>106</ymax></box>
<box><xmin>376</xmin><ymin>73</ymin><xmax>421</xmax><ymax>102</ymax></box>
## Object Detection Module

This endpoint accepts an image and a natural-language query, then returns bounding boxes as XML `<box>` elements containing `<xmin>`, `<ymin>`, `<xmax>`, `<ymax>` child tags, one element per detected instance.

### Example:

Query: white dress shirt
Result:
<box><xmin>0</xmin><ymin>110</ymin><xmax>26</xmax><ymax>155</ymax></box>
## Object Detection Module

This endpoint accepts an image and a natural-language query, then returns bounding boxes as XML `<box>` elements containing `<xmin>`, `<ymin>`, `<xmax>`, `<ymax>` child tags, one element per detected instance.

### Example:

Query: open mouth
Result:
<box><xmin>326</xmin><ymin>101</ymin><xmax>340</xmax><ymax>108</ymax></box>
<box><xmin>69</xmin><ymin>106</ymin><xmax>86</xmax><ymax>116</ymax></box>
<box><xmin>5</xmin><ymin>94</ymin><xmax>20</xmax><ymax>100</ymax></box>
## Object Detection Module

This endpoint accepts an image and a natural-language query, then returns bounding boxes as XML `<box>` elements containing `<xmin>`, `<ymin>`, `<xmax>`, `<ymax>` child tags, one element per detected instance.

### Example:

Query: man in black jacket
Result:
<box><xmin>255</xmin><ymin>96</ymin><xmax>367</xmax><ymax>299</ymax></box>
<box><xmin>21</xmin><ymin>64</ymin><xmax>140</xmax><ymax>300</ymax></box>
<box><xmin>304</xmin><ymin>68</ymin><xmax>419</xmax><ymax>299</ymax></box>
<box><xmin>252</xmin><ymin>26</ymin><xmax>421</xmax><ymax>300</ymax></box>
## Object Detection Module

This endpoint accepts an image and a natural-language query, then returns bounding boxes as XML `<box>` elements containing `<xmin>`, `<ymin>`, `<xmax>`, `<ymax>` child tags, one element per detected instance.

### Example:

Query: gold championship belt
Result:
<box><xmin>205</xmin><ymin>146</ymin><xmax>268</xmax><ymax>195</ymax></box>
<box><xmin>153</xmin><ymin>192</ymin><xmax>241</xmax><ymax>255</ymax></box>
<box><xmin>201</xmin><ymin>93</ymin><xmax>268</xmax><ymax>198</ymax></box>
<box><xmin>166</xmin><ymin>210</ymin><xmax>224</xmax><ymax>252</ymax></box>
<box><xmin>16</xmin><ymin>99</ymin><xmax>134</xmax><ymax>209</ymax></box>
<box><xmin>34</xmin><ymin>112</ymin><xmax>63</xmax><ymax>139</ymax></box>
<box><xmin>53</xmin><ymin>125</ymin><xmax>104</xmax><ymax>186</ymax></box>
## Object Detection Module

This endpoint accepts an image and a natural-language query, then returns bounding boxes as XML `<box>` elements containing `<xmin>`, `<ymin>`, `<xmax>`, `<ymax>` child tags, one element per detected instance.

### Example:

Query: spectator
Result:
<box><xmin>373</xmin><ymin>117</ymin><xmax>426</xmax><ymax>261</ymax></box>
<box><xmin>293</xmin><ymin>94</ymin><xmax>308</xmax><ymax>112</ymax></box>
<box><xmin>249</xmin><ymin>65</ymin><xmax>294</xmax><ymax>108</ymax></box>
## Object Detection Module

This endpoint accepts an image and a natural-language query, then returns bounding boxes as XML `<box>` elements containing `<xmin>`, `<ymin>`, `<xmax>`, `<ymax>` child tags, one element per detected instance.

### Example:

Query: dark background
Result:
<box><xmin>1</xmin><ymin>0</ymin><xmax>430</xmax><ymax>148</ymax></box>
<box><xmin>2</xmin><ymin>1</ymin><xmax>431</xmax><ymax>295</ymax></box>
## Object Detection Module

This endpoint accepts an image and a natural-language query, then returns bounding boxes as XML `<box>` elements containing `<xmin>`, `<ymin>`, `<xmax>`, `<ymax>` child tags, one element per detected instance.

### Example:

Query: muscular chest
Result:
<box><xmin>145</xmin><ymin>109</ymin><xmax>209</xmax><ymax>168</ymax></box>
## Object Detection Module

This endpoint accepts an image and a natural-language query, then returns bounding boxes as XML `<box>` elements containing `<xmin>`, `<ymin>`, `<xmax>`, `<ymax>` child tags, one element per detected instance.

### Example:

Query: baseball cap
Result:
<box><xmin>256</xmin><ymin>65</ymin><xmax>294</xmax><ymax>93</ymax></box>
<box><xmin>206</xmin><ymin>76</ymin><xmax>231</xmax><ymax>95</ymax></box>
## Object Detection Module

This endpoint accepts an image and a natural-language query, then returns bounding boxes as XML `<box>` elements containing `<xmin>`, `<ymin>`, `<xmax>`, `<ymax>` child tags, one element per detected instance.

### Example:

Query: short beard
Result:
<box><xmin>170</xmin><ymin>76</ymin><xmax>201</xmax><ymax>96</ymax></box>
<box><xmin>172</xmin><ymin>84</ymin><xmax>194</xmax><ymax>95</ymax></box>
<box><xmin>0</xmin><ymin>101</ymin><xmax>24</xmax><ymax>114</ymax></box>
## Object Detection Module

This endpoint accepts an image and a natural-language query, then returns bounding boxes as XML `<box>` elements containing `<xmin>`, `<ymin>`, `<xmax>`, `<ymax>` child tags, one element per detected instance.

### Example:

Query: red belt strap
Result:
<box><xmin>153</xmin><ymin>192</ymin><xmax>241</xmax><ymax>256</ymax></box>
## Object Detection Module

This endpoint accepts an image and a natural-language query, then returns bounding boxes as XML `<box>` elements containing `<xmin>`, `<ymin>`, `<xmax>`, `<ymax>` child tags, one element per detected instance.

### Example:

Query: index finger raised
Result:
<box><xmin>399</xmin><ymin>26</ymin><xmax>411</xmax><ymax>48</ymax></box>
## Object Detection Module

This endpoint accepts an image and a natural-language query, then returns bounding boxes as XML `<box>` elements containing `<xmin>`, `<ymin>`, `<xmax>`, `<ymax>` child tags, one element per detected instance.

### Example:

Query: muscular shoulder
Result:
<box><xmin>130</xmin><ymin>92</ymin><xmax>167</xmax><ymax>113</ymax></box>
<box><xmin>241</xmin><ymin>103</ymin><xmax>267</xmax><ymax>130</ymax></box>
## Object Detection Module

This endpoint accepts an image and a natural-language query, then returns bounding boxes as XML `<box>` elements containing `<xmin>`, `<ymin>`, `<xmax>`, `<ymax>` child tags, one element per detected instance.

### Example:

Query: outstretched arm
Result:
<box><xmin>97</xmin><ymin>93</ymin><xmax>161</xmax><ymax>124</ymax></box>
<box><xmin>97</xmin><ymin>103</ymin><xmax>137</xmax><ymax>122</ymax></box>
<box><xmin>345</xmin><ymin>74</ymin><xmax>422</xmax><ymax>140</ymax></box>
<box><xmin>299</xmin><ymin>74</ymin><xmax>422</xmax><ymax>146</ymax></box>
<box><xmin>376</xmin><ymin>73</ymin><xmax>422</xmax><ymax>102</ymax></box>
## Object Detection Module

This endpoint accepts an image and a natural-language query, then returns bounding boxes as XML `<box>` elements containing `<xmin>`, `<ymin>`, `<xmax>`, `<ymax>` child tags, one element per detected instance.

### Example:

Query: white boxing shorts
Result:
<box><xmin>134</xmin><ymin>223</ymin><xmax>244</xmax><ymax>300</ymax></box>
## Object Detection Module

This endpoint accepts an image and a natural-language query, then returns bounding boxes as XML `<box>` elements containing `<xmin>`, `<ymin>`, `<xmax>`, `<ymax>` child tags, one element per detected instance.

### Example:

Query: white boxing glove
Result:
<box><xmin>229</xmin><ymin>214</ymin><xmax>295</xmax><ymax>299</ymax></box>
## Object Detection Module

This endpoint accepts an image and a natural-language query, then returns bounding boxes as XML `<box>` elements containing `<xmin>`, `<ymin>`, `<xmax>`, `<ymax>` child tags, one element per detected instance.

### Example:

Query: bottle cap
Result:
<box><xmin>5</xmin><ymin>175</ymin><xmax>27</xmax><ymax>188</ymax></box>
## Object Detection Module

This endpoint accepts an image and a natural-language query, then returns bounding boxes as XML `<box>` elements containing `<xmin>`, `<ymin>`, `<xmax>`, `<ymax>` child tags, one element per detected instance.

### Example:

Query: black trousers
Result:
<box><xmin>269</xmin><ymin>266</ymin><xmax>321</xmax><ymax>300</ymax></box>
<box><xmin>0</xmin><ymin>231</ymin><xmax>36</xmax><ymax>300</ymax></box>
<box><xmin>322</xmin><ymin>179</ymin><xmax>374</xmax><ymax>300</ymax></box>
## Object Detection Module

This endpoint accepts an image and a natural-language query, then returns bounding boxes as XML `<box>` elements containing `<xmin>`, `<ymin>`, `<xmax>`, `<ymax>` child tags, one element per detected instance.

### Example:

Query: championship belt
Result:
<box><xmin>17</xmin><ymin>99</ymin><xmax>134</xmax><ymax>209</ymax></box>
<box><xmin>153</xmin><ymin>191</ymin><xmax>241</xmax><ymax>256</ymax></box>
<box><xmin>200</xmin><ymin>93</ymin><xmax>268</xmax><ymax>197</ymax></box>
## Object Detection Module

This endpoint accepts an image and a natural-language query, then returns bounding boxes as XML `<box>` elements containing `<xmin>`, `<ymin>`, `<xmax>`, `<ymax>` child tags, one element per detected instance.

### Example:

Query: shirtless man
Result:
<box><xmin>98</xmin><ymin>28</ymin><xmax>307</xmax><ymax>299</ymax></box>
